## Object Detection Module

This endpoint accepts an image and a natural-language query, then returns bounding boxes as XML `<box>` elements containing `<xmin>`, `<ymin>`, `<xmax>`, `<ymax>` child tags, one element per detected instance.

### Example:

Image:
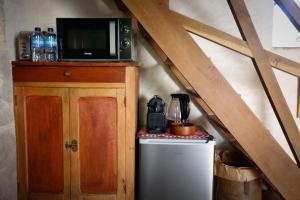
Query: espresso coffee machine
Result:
<box><xmin>146</xmin><ymin>95</ymin><xmax>167</xmax><ymax>133</ymax></box>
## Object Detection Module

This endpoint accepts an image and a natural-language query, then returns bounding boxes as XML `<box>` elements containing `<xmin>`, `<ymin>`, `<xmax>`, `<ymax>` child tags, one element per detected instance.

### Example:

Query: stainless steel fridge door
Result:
<box><xmin>138</xmin><ymin>139</ymin><xmax>215</xmax><ymax>200</ymax></box>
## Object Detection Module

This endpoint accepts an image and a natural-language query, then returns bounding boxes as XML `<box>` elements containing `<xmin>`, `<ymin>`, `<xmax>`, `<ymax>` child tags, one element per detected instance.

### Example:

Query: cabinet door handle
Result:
<box><xmin>64</xmin><ymin>71</ymin><xmax>71</xmax><ymax>77</ymax></box>
<box><xmin>65</xmin><ymin>139</ymin><xmax>78</xmax><ymax>152</ymax></box>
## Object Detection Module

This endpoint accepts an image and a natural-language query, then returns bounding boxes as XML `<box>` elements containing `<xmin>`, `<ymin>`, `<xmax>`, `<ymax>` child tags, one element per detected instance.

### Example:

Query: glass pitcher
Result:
<box><xmin>167</xmin><ymin>94</ymin><xmax>190</xmax><ymax>124</ymax></box>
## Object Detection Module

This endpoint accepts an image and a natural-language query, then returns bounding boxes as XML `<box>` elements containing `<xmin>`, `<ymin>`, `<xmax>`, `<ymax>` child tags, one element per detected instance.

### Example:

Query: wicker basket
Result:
<box><xmin>214</xmin><ymin>150</ymin><xmax>262</xmax><ymax>200</ymax></box>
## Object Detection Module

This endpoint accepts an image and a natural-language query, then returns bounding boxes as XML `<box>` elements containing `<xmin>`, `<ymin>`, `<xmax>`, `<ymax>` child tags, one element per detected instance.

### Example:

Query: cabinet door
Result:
<box><xmin>69</xmin><ymin>88</ymin><xmax>126</xmax><ymax>200</ymax></box>
<box><xmin>14</xmin><ymin>87</ymin><xmax>70</xmax><ymax>200</ymax></box>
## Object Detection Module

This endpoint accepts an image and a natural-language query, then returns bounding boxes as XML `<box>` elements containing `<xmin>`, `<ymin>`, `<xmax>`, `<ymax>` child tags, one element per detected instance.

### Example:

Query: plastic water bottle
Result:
<box><xmin>31</xmin><ymin>27</ymin><xmax>45</xmax><ymax>61</ymax></box>
<box><xmin>45</xmin><ymin>28</ymin><xmax>57</xmax><ymax>61</ymax></box>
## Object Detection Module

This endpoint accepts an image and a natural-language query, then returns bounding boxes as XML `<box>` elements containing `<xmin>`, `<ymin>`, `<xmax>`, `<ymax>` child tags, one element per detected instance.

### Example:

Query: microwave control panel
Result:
<box><xmin>119</xmin><ymin>18</ymin><xmax>133</xmax><ymax>60</ymax></box>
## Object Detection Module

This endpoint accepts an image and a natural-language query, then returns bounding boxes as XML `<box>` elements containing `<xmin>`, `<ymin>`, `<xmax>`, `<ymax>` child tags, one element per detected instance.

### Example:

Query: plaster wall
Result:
<box><xmin>0</xmin><ymin>0</ymin><xmax>17</xmax><ymax>199</ymax></box>
<box><xmin>1</xmin><ymin>0</ymin><xmax>300</xmax><ymax>199</ymax></box>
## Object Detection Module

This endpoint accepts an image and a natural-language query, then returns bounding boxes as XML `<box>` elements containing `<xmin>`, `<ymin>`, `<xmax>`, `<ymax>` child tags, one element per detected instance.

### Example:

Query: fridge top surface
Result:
<box><xmin>139</xmin><ymin>138</ymin><xmax>216</xmax><ymax>145</ymax></box>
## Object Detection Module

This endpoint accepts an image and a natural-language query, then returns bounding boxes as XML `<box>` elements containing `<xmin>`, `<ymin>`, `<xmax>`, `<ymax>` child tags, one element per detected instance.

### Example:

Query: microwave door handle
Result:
<box><xmin>109</xmin><ymin>21</ymin><xmax>116</xmax><ymax>56</ymax></box>
<box><xmin>59</xmin><ymin>38</ymin><xmax>63</xmax><ymax>59</ymax></box>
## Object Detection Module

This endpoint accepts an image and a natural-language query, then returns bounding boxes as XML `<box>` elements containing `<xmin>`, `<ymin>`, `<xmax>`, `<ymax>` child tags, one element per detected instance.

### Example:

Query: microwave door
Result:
<box><xmin>58</xmin><ymin>18</ymin><xmax>118</xmax><ymax>61</ymax></box>
<box><xmin>109</xmin><ymin>21</ymin><xmax>117</xmax><ymax>57</ymax></box>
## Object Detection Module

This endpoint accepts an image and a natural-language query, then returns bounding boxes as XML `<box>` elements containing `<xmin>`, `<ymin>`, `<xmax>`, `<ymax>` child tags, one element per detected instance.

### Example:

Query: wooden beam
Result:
<box><xmin>121</xmin><ymin>0</ymin><xmax>300</xmax><ymax>198</ymax></box>
<box><xmin>227</xmin><ymin>0</ymin><xmax>300</xmax><ymax>165</ymax></box>
<box><xmin>275</xmin><ymin>0</ymin><xmax>300</xmax><ymax>32</ymax></box>
<box><xmin>171</xmin><ymin>10</ymin><xmax>300</xmax><ymax>77</ymax></box>
<box><xmin>163</xmin><ymin>0</ymin><xmax>169</xmax><ymax>7</ymax></box>
<box><xmin>125</xmin><ymin>66</ymin><xmax>139</xmax><ymax>200</ymax></box>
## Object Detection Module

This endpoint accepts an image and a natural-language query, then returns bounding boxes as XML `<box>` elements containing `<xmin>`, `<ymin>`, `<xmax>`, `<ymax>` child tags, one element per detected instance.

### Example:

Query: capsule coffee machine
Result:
<box><xmin>146</xmin><ymin>95</ymin><xmax>167</xmax><ymax>133</ymax></box>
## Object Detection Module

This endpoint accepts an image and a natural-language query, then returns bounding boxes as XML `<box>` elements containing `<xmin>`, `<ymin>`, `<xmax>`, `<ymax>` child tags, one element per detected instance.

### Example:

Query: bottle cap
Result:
<box><xmin>34</xmin><ymin>27</ymin><xmax>41</xmax><ymax>32</ymax></box>
<box><xmin>47</xmin><ymin>28</ymin><xmax>54</xmax><ymax>32</ymax></box>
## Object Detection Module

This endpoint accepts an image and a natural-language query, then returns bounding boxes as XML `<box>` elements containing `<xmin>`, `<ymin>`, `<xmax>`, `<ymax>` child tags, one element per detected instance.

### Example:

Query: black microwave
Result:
<box><xmin>56</xmin><ymin>18</ymin><xmax>134</xmax><ymax>61</ymax></box>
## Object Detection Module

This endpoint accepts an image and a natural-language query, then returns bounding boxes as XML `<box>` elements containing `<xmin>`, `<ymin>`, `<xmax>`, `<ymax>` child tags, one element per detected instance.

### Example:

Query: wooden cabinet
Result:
<box><xmin>13</xmin><ymin>61</ymin><xmax>139</xmax><ymax>200</ymax></box>
<box><xmin>14</xmin><ymin>87</ymin><xmax>70</xmax><ymax>200</ymax></box>
<box><xmin>69</xmin><ymin>88</ymin><xmax>125</xmax><ymax>200</ymax></box>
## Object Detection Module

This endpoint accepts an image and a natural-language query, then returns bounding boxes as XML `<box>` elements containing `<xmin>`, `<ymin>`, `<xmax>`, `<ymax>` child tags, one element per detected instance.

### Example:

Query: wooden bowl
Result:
<box><xmin>170</xmin><ymin>122</ymin><xmax>196</xmax><ymax>136</ymax></box>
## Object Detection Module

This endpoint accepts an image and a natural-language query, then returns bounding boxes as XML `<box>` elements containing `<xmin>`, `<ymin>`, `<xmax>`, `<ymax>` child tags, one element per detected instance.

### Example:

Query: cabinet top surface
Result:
<box><xmin>12</xmin><ymin>61</ymin><xmax>140</xmax><ymax>67</ymax></box>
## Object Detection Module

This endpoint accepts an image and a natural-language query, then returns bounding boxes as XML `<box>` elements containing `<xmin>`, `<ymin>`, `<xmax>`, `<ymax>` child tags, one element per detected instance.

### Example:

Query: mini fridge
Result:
<box><xmin>138</xmin><ymin>138</ymin><xmax>215</xmax><ymax>200</ymax></box>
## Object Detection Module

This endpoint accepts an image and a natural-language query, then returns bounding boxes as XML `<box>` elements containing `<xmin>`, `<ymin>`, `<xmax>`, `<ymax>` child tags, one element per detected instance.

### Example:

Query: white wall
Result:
<box><xmin>0</xmin><ymin>0</ymin><xmax>16</xmax><ymax>199</ymax></box>
<box><xmin>1</xmin><ymin>0</ymin><xmax>300</xmax><ymax>199</ymax></box>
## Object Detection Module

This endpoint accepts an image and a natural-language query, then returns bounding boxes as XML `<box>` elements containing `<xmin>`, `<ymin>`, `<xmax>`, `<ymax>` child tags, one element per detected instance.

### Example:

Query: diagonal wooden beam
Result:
<box><xmin>275</xmin><ymin>0</ymin><xmax>300</xmax><ymax>32</ymax></box>
<box><xmin>227</xmin><ymin>0</ymin><xmax>300</xmax><ymax>166</ymax></box>
<box><xmin>171</xmin><ymin>10</ymin><xmax>300</xmax><ymax>77</ymax></box>
<box><xmin>122</xmin><ymin>0</ymin><xmax>300</xmax><ymax>198</ymax></box>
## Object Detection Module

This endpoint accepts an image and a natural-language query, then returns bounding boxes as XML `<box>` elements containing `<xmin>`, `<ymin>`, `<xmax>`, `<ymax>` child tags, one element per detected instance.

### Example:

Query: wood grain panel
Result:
<box><xmin>26</xmin><ymin>96</ymin><xmax>64</xmax><ymax>193</ymax></box>
<box><xmin>13</xmin><ymin>82</ymin><xmax>125</xmax><ymax>89</ymax></box>
<box><xmin>14</xmin><ymin>87</ymin><xmax>70</xmax><ymax>200</ymax></box>
<box><xmin>116</xmin><ymin>89</ymin><xmax>126</xmax><ymax>200</ymax></box>
<box><xmin>14</xmin><ymin>92</ymin><xmax>27</xmax><ymax>200</ymax></box>
<box><xmin>13</xmin><ymin>67</ymin><xmax>125</xmax><ymax>83</ymax></box>
<box><xmin>12</xmin><ymin>61</ymin><xmax>139</xmax><ymax>67</ymax></box>
<box><xmin>80</xmin><ymin>194</ymin><xmax>116</xmax><ymax>200</ymax></box>
<box><xmin>122</xmin><ymin>0</ymin><xmax>300</xmax><ymax>199</ymax></box>
<box><xmin>79</xmin><ymin>97</ymin><xmax>117</xmax><ymax>194</ymax></box>
<box><xmin>125</xmin><ymin>67</ymin><xmax>138</xmax><ymax>200</ymax></box>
